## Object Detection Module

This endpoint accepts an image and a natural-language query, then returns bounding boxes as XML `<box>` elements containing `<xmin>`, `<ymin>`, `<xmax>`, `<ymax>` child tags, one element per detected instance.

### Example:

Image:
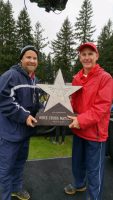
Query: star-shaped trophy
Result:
<box><xmin>35</xmin><ymin>69</ymin><xmax>82</xmax><ymax>126</ymax></box>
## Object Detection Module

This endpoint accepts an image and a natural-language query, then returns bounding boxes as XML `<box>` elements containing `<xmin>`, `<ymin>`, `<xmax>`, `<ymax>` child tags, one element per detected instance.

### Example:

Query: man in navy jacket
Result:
<box><xmin>0</xmin><ymin>45</ymin><xmax>41</xmax><ymax>200</ymax></box>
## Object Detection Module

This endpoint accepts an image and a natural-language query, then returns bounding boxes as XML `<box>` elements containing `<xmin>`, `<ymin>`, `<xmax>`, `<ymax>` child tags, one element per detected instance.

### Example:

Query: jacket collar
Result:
<box><xmin>75</xmin><ymin>64</ymin><xmax>104</xmax><ymax>84</ymax></box>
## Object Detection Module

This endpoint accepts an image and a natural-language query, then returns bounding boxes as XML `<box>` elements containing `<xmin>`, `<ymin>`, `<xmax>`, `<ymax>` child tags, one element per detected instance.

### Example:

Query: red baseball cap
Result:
<box><xmin>78</xmin><ymin>42</ymin><xmax>98</xmax><ymax>53</ymax></box>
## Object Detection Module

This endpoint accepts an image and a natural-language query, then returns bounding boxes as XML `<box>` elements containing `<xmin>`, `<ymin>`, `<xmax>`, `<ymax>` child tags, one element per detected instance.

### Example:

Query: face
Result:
<box><xmin>79</xmin><ymin>47</ymin><xmax>99</xmax><ymax>73</ymax></box>
<box><xmin>21</xmin><ymin>50</ymin><xmax>38</xmax><ymax>74</ymax></box>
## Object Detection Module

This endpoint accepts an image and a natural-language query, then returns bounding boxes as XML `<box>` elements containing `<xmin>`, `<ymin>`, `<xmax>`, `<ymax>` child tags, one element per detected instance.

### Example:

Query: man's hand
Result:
<box><xmin>26</xmin><ymin>115</ymin><xmax>37</xmax><ymax>127</ymax></box>
<box><xmin>68</xmin><ymin>116</ymin><xmax>80</xmax><ymax>129</ymax></box>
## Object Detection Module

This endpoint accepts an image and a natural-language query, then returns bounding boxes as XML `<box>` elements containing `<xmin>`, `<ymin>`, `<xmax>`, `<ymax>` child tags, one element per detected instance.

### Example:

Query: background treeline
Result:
<box><xmin>0</xmin><ymin>0</ymin><xmax>113</xmax><ymax>83</ymax></box>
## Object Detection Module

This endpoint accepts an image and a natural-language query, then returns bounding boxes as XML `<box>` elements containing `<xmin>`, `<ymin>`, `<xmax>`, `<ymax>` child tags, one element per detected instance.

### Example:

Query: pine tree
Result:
<box><xmin>51</xmin><ymin>17</ymin><xmax>75</xmax><ymax>82</ymax></box>
<box><xmin>0</xmin><ymin>0</ymin><xmax>5</xmax><ymax>70</ymax></box>
<box><xmin>16</xmin><ymin>8</ymin><xmax>34</xmax><ymax>50</ymax></box>
<box><xmin>36</xmin><ymin>53</ymin><xmax>54</xmax><ymax>83</ymax></box>
<box><xmin>97</xmin><ymin>19</ymin><xmax>113</xmax><ymax>74</ymax></box>
<box><xmin>45</xmin><ymin>54</ymin><xmax>54</xmax><ymax>83</ymax></box>
<box><xmin>34</xmin><ymin>21</ymin><xmax>49</xmax><ymax>82</ymax></box>
<box><xmin>36</xmin><ymin>52</ymin><xmax>47</xmax><ymax>82</ymax></box>
<box><xmin>34</xmin><ymin>21</ymin><xmax>48</xmax><ymax>52</ymax></box>
<box><xmin>74</xmin><ymin>0</ymin><xmax>95</xmax><ymax>46</ymax></box>
<box><xmin>0</xmin><ymin>0</ymin><xmax>17</xmax><ymax>74</ymax></box>
<box><xmin>98</xmin><ymin>19</ymin><xmax>113</xmax><ymax>50</ymax></box>
<box><xmin>0</xmin><ymin>0</ymin><xmax>4</xmax><ymax>47</ymax></box>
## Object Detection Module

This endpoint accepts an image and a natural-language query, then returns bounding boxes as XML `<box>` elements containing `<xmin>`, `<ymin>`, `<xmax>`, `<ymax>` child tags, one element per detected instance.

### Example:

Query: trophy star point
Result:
<box><xmin>36</xmin><ymin>70</ymin><xmax>82</xmax><ymax>112</ymax></box>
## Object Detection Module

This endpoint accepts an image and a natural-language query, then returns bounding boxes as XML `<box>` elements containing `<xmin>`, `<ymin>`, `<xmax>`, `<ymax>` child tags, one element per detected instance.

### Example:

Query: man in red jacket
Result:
<box><xmin>64</xmin><ymin>42</ymin><xmax>113</xmax><ymax>200</ymax></box>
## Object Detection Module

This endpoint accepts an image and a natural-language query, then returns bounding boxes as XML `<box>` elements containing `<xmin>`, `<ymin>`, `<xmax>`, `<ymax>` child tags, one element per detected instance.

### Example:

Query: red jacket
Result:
<box><xmin>71</xmin><ymin>64</ymin><xmax>113</xmax><ymax>142</ymax></box>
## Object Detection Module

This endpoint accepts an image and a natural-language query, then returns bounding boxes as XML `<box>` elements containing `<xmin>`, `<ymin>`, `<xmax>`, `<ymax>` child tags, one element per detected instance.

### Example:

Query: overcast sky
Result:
<box><xmin>4</xmin><ymin>0</ymin><xmax>113</xmax><ymax>53</ymax></box>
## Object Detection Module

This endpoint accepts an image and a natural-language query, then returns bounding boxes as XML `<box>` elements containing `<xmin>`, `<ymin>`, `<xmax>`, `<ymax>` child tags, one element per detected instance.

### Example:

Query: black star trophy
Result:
<box><xmin>35</xmin><ymin>69</ymin><xmax>82</xmax><ymax>126</ymax></box>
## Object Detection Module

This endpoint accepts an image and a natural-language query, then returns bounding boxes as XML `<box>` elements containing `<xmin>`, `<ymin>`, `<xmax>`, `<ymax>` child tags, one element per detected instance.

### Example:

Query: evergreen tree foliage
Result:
<box><xmin>34</xmin><ymin>21</ymin><xmax>51</xmax><ymax>82</ymax></box>
<box><xmin>97</xmin><ymin>19</ymin><xmax>113</xmax><ymax>75</ymax></box>
<box><xmin>0</xmin><ymin>0</ymin><xmax>5</xmax><ymax>71</ymax></box>
<box><xmin>99</xmin><ymin>34</ymin><xmax>113</xmax><ymax>75</ymax></box>
<box><xmin>36</xmin><ymin>52</ymin><xmax>47</xmax><ymax>82</ymax></box>
<box><xmin>74</xmin><ymin>0</ymin><xmax>95</xmax><ymax>46</ymax></box>
<box><xmin>0</xmin><ymin>0</ymin><xmax>112</xmax><ymax>77</ymax></box>
<box><xmin>36</xmin><ymin>53</ymin><xmax>54</xmax><ymax>83</ymax></box>
<box><xmin>51</xmin><ymin>17</ymin><xmax>75</xmax><ymax>82</ymax></box>
<box><xmin>0</xmin><ymin>0</ymin><xmax>17</xmax><ymax>73</ymax></box>
<box><xmin>45</xmin><ymin>53</ymin><xmax>54</xmax><ymax>83</ymax></box>
<box><xmin>34</xmin><ymin>21</ymin><xmax>48</xmax><ymax>52</ymax></box>
<box><xmin>74</xmin><ymin>0</ymin><xmax>96</xmax><ymax>73</ymax></box>
<box><xmin>16</xmin><ymin>8</ymin><xmax>34</xmax><ymax>50</ymax></box>
<box><xmin>98</xmin><ymin>19</ymin><xmax>113</xmax><ymax>50</ymax></box>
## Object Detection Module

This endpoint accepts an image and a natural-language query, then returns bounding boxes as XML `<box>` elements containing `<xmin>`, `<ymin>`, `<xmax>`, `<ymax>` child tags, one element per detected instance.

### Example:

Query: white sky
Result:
<box><xmin>4</xmin><ymin>0</ymin><xmax>113</xmax><ymax>53</ymax></box>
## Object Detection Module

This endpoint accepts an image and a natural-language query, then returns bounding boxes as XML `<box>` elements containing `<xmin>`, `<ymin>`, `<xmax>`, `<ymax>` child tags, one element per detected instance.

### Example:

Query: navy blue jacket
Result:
<box><xmin>0</xmin><ymin>64</ymin><xmax>41</xmax><ymax>141</ymax></box>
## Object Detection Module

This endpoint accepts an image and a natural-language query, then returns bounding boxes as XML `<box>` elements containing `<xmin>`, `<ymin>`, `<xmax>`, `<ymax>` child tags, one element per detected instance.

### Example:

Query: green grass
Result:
<box><xmin>28</xmin><ymin>135</ymin><xmax>73</xmax><ymax>160</ymax></box>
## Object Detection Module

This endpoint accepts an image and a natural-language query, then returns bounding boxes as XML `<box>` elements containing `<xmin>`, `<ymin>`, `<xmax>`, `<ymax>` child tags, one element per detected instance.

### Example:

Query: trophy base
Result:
<box><xmin>35</xmin><ymin>103</ymin><xmax>76</xmax><ymax>126</ymax></box>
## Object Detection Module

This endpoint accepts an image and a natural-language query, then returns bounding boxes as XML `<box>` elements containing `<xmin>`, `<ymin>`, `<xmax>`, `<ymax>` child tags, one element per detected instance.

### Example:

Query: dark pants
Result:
<box><xmin>55</xmin><ymin>126</ymin><xmax>65</xmax><ymax>143</ymax></box>
<box><xmin>72</xmin><ymin>134</ymin><xmax>106</xmax><ymax>200</ymax></box>
<box><xmin>0</xmin><ymin>138</ymin><xmax>29</xmax><ymax>200</ymax></box>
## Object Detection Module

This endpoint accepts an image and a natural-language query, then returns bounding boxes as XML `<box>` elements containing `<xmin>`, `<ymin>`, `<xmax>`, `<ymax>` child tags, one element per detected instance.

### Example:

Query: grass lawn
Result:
<box><xmin>28</xmin><ymin>135</ymin><xmax>73</xmax><ymax>160</ymax></box>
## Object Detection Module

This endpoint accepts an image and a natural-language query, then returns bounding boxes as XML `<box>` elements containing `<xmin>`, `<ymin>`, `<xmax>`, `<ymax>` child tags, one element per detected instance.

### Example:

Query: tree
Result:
<box><xmin>51</xmin><ymin>17</ymin><xmax>75</xmax><ymax>82</ymax></box>
<box><xmin>0</xmin><ymin>0</ymin><xmax>17</xmax><ymax>74</ymax></box>
<box><xmin>0</xmin><ymin>0</ymin><xmax>5</xmax><ymax>71</ymax></box>
<box><xmin>45</xmin><ymin>53</ymin><xmax>54</xmax><ymax>83</ymax></box>
<box><xmin>35</xmin><ymin>52</ymin><xmax>54</xmax><ymax>83</ymax></box>
<box><xmin>74</xmin><ymin>0</ymin><xmax>95</xmax><ymax>46</ymax></box>
<box><xmin>98</xmin><ymin>19</ymin><xmax>113</xmax><ymax>50</ymax></box>
<box><xmin>0</xmin><ymin>0</ymin><xmax>4</xmax><ymax>47</ymax></box>
<box><xmin>97</xmin><ymin>19</ymin><xmax>113</xmax><ymax>74</ymax></box>
<box><xmin>36</xmin><ymin>52</ymin><xmax>47</xmax><ymax>82</ymax></box>
<box><xmin>34</xmin><ymin>21</ymin><xmax>50</xmax><ymax>82</ymax></box>
<box><xmin>34</xmin><ymin>21</ymin><xmax>48</xmax><ymax>52</ymax></box>
<box><xmin>16</xmin><ymin>8</ymin><xmax>34</xmax><ymax>50</ymax></box>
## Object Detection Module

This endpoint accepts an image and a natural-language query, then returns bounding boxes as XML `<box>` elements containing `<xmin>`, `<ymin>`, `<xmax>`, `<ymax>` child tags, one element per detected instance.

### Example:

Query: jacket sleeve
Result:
<box><xmin>0</xmin><ymin>71</ymin><xmax>30</xmax><ymax>123</ymax></box>
<box><xmin>77</xmin><ymin>76</ymin><xmax>113</xmax><ymax>129</ymax></box>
